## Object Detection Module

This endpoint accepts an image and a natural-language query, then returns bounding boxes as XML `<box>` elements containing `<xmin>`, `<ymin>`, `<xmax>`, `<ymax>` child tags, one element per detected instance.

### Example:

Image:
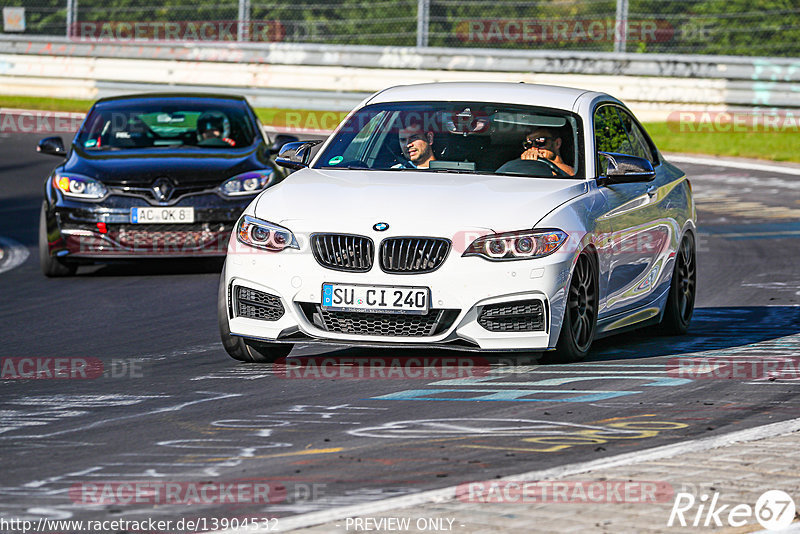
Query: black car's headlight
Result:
<box><xmin>53</xmin><ymin>173</ymin><xmax>108</xmax><ymax>199</ymax></box>
<box><xmin>236</xmin><ymin>215</ymin><xmax>299</xmax><ymax>252</ymax></box>
<box><xmin>463</xmin><ymin>229</ymin><xmax>568</xmax><ymax>261</ymax></box>
<box><xmin>219</xmin><ymin>169</ymin><xmax>275</xmax><ymax>197</ymax></box>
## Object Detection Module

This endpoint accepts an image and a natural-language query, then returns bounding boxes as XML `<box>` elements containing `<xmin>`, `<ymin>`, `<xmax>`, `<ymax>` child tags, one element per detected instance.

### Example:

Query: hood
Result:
<box><xmin>255</xmin><ymin>168</ymin><xmax>588</xmax><ymax>236</ymax></box>
<box><xmin>65</xmin><ymin>146</ymin><xmax>259</xmax><ymax>186</ymax></box>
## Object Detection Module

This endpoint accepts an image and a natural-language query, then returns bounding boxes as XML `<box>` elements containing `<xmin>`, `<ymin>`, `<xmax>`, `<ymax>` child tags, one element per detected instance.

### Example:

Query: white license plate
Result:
<box><xmin>131</xmin><ymin>207</ymin><xmax>194</xmax><ymax>224</ymax></box>
<box><xmin>322</xmin><ymin>283</ymin><xmax>429</xmax><ymax>315</ymax></box>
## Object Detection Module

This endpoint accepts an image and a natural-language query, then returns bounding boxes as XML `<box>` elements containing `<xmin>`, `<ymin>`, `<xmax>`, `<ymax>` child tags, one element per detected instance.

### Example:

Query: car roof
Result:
<box><xmin>365</xmin><ymin>82</ymin><xmax>607</xmax><ymax>111</ymax></box>
<box><xmin>94</xmin><ymin>93</ymin><xmax>249</xmax><ymax>105</ymax></box>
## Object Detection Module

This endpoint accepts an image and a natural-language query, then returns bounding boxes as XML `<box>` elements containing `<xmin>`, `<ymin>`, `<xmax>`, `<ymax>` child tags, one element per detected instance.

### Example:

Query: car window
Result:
<box><xmin>76</xmin><ymin>101</ymin><xmax>256</xmax><ymax>150</ymax></box>
<box><xmin>617</xmin><ymin>109</ymin><xmax>656</xmax><ymax>163</ymax></box>
<box><xmin>594</xmin><ymin>105</ymin><xmax>634</xmax><ymax>157</ymax></box>
<box><xmin>314</xmin><ymin>102</ymin><xmax>583</xmax><ymax>178</ymax></box>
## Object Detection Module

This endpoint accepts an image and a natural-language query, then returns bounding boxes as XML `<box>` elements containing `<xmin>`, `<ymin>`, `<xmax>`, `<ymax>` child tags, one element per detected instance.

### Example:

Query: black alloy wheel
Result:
<box><xmin>545</xmin><ymin>253</ymin><xmax>598</xmax><ymax>363</ymax></box>
<box><xmin>658</xmin><ymin>233</ymin><xmax>696</xmax><ymax>335</ymax></box>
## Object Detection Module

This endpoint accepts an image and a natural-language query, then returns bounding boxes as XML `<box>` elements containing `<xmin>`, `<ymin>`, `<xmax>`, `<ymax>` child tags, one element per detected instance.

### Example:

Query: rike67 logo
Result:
<box><xmin>668</xmin><ymin>490</ymin><xmax>796</xmax><ymax>530</ymax></box>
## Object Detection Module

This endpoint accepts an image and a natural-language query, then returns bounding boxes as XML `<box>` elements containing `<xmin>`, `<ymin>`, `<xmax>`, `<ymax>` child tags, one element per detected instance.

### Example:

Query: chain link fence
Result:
<box><xmin>2</xmin><ymin>0</ymin><xmax>798</xmax><ymax>56</ymax></box>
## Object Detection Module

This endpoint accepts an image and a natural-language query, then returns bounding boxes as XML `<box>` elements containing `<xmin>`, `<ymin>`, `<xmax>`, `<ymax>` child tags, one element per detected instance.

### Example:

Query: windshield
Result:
<box><xmin>314</xmin><ymin>102</ymin><xmax>583</xmax><ymax>178</ymax></box>
<box><xmin>76</xmin><ymin>100</ymin><xmax>257</xmax><ymax>150</ymax></box>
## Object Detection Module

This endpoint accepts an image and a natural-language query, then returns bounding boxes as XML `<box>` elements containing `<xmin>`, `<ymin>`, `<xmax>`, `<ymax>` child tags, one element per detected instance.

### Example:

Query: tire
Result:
<box><xmin>39</xmin><ymin>202</ymin><xmax>77</xmax><ymax>277</ymax></box>
<box><xmin>544</xmin><ymin>253</ymin><xmax>598</xmax><ymax>364</ymax></box>
<box><xmin>217</xmin><ymin>267</ymin><xmax>293</xmax><ymax>363</ymax></box>
<box><xmin>657</xmin><ymin>233</ymin><xmax>696</xmax><ymax>335</ymax></box>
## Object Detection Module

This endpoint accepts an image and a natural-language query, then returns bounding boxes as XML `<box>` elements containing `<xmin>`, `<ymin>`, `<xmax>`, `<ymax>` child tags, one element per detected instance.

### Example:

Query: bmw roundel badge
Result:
<box><xmin>373</xmin><ymin>222</ymin><xmax>389</xmax><ymax>232</ymax></box>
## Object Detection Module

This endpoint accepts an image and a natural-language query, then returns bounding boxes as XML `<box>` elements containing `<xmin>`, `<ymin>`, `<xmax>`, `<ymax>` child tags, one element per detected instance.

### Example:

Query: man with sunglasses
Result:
<box><xmin>520</xmin><ymin>127</ymin><xmax>575</xmax><ymax>176</ymax></box>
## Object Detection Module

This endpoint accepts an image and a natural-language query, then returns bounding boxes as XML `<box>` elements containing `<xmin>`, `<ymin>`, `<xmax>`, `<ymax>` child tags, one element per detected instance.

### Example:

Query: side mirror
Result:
<box><xmin>597</xmin><ymin>152</ymin><xmax>655</xmax><ymax>185</ymax></box>
<box><xmin>275</xmin><ymin>140</ymin><xmax>323</xmax><ymax>169</ymax></box>
<box><xmin>37</xmin><ymin>136</ymin><xmax>67</xmax><ymax>157</ymax></box>
<box><xmin>269</xmin><ymin>134</ymin><xmax>300</xmax><ymax>155</ymax></box>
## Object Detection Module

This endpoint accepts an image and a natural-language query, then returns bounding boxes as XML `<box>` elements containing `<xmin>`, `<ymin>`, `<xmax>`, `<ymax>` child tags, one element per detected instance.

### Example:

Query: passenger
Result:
<box><xmin>520</xmin><ymin>127</ymin><xmax>575</xmax><ymax>176</ymax></box>
<box><xmin>397</xmin><ymin>121</ymin><xmax>436</xmax><ymax>168</ymax></box>
<box><xmin>197</xmin><ymin>113</ymin><xmax>235</xmax><ymax>147</ymax></box>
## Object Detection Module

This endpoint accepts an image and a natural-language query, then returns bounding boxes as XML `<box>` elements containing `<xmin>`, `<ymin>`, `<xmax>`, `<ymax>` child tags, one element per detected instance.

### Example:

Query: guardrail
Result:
<box><xmin>1</xmin><ymin>36</ymin><xmax>798</xmax><ymax>117</ymax></box>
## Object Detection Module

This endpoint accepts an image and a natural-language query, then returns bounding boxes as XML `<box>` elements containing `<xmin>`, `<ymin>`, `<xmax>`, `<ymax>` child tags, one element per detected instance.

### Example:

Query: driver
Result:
<box><xmin>397</xmin><ymin>121</ymin><xmax>436</xmax><ymax>168</ymax></box>
<box><xmin>520</xmin><ymin>127</ymin><xmax>575</xmax><ymax>176</ymax></box>
<box><xmin>197</xmin><ymin>112</ymin><xmax>235</xmax><ymax>146</ymax></box>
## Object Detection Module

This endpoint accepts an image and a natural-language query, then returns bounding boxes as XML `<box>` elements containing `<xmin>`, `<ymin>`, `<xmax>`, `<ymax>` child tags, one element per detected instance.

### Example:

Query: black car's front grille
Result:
<box><xmin>379</xmin><ymin>237</ymin><xmax>451</xmax><ymax>274</ymax></box>
<box><xmin>478</xmin><ymin>300</ymin><xmax>545</xmax><ymax>332</ymax></box>
<box><xmin>235</xmin><ymin>286</ymin><xmax>285</xmax><ymax>321</ymax></box>
<box><xmin>300</xmin><ymin>304</ymin><xmax>458</xmax><ymax>337</ymax></box>
<box><xmin>111</xmin><ymin>223</ymin><xmax>229</xmax><ymax>249</ymax></box>
<box><xmin>311</xmin><ymin>234</ymin><xmax>374</xmax><ymax>272</ymax></box>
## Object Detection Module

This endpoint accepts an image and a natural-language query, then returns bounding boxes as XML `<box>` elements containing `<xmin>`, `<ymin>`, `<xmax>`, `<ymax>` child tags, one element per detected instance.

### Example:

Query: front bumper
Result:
<box><xmin>45</xmin><ymin>193</ymin><xmax>248</xmax><ymax>258</ymax></box>
<box><xmin>223</xmin><ymin>241</ymin><xmax>576</xmax><ymax>352</ymax></box>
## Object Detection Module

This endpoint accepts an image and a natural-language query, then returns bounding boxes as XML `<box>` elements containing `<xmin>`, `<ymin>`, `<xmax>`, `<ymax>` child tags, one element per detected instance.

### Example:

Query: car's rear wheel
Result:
<box><xmin>657</xmin><ymin>233</ymin><xmax>696</xmax><ymax>335</ymax></box>
<box><xmin>544</xmin><ymin>253</ymin><xmax>598</xmax><ymax>363</ymax></box>
<box><xmin>39</xmin><ymin>202</ymin><xmax>77</xmax><ymax>277</ymax></box>
<box><xmin>217</xmin><ymin>267</ymin><xmax>293</xmax><ymax>363</ymax></box>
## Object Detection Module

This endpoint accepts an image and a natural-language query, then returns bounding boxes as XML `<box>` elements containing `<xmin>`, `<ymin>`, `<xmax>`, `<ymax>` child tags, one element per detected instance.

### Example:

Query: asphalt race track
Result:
<box><xmin>1</xmin><ymin>131</ymin><xmax>799</xmax><ymax>529</ymax></box>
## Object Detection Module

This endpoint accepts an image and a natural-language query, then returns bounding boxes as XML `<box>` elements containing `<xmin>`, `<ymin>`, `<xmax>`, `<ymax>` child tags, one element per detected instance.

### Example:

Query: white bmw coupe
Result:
<box><xmin>218</xmin><ymin>82</ymin><xmax>696</xmax><ymax>363</ymax></box>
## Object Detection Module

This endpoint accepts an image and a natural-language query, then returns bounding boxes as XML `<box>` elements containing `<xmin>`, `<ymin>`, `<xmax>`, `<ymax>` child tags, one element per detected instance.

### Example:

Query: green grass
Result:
<box><xmin>0</xmin><ymin>95</ymin><xmax>95</xmax><ymax>113</ymax></box>
<box><xmin>2</xmin><ymin>96</ymin><xmax>796</xmax><ymax>163</ymax></box>
<box><xmin>643</xmin><ymin>122</ymin><xmax>799</xmax><ymax>163</ymax></box>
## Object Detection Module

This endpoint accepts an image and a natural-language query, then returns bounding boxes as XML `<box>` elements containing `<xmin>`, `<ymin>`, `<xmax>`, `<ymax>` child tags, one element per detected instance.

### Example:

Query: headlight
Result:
<box><xmin>236</xmin><ymin>215</ymin><xmax>298</xmax><ymax>252</ymax></box>
<box><xmin>53</xmin><ymin>173</ymin><xmax>108</xmax><ymax>199</ymax></box>
<box><xmin>463</xmin><ymin>229</ymin><xmax>568</xmax><ymax>261</ymax></box>
<box><xmin>220</xmin><ymin>169</ymin><xmax>275</xmax><ymax>197</ymax></box>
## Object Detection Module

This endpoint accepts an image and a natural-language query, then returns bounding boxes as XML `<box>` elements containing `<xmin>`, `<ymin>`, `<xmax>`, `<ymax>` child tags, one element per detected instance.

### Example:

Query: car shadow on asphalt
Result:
<box><xmin>586</xmin><ymin>306</ymin><xmax>800</xmax><ymax>361</ymax></box>
<box><xmin>287</xmin><ymin>306</ymin><xmax>800</xmax><ymax>366</ymax></box>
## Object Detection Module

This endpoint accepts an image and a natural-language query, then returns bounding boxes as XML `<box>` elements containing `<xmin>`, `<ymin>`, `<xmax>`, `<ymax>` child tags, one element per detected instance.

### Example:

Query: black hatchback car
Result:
<box><xmin>37</xmin><ymin>93</ymin><xmax>298</xmax><ymax>276</ymax></box>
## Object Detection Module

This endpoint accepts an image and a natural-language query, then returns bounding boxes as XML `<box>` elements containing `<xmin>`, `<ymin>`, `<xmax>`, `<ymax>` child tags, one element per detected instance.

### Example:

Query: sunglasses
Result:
<box><xmin>523</xmin><ymin>136</ymin><xmax>553</xmax><ymax>149</ymax></box>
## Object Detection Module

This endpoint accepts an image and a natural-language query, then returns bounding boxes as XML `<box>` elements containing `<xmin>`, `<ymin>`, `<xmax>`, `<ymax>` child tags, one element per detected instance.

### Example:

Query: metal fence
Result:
<box><xmin>2</xmin><ymin>0</ymin><xmax>799</xmax><ymax>56</ymax></box>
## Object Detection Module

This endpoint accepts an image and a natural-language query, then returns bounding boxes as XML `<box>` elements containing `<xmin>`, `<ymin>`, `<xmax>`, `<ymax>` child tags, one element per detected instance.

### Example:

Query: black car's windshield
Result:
<box><xmin>76</xmin><ymin>99</ymin><xmax>257</xmax><ymax>150</ymax></box>
<box><xmin>314</xmin><ymin>102</ymin><xmax>583</xmax><ymax>178</ymax></box>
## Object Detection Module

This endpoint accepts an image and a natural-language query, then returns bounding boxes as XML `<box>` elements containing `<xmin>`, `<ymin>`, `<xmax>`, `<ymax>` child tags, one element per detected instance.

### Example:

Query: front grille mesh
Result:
<box><xmin>380</xmin><ymin>237</ymin><xmax>450</xmax><ymax>273</ymax></box>
<box><xmin>112</xmin><ymin>223</ymin><xmax>228</xmax><ymax>249</ymax></box>
<box><xmin>236</xmin><ymin>286</ymin><xmax>285</xmax><ymax>322</ymax></box>
<box><xmin>311</xmin><ymin>234</ymin><xmax>374</xmax><ymax>272</ymax></box>
<box><xmin>478</xmin><ymin>301</ymin><xmax>545</xmax><ymax>332</ymax></box>
<box><xmin>301</xmin><ymin>304</ymin><xmax>458</xmax><ymax>337</ymax></box>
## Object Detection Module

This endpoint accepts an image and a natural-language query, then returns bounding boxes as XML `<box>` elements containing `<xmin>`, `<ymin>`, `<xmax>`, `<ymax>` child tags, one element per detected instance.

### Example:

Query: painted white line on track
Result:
<box><xmin>0</xmin><ymin>237</ymin><xmax>29</xmax><ymax>274</ymax></box>
<box><xmin>213</xmin><ymin>416</ymin><xmax>800</xmax><ymax>533</ymax></box>
<box><xmin>665</xmin><ymin>154</ymin><xmax>800</xmax><ymax>176</ymax></box>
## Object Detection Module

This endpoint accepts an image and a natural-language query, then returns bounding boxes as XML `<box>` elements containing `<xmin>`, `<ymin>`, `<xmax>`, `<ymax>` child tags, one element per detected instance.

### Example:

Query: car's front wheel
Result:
<box><xmin>217</xmin><ymin>267</ymin><xmax>293</xmax><ymax>363</ymax></box>
<box><xmin>39</xmin><ymin>202</ymin><xmax>77</xmax><ymax>277</ymax></box>
<box><xmin>545</xmin><ymin>253</ymin><xmax>598</xmax><ymax>364</ymax></box>
<box><xmin>657</xmin><ymin>233</ymin><xmax>696</xmax><ymax>335</ymax></box>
